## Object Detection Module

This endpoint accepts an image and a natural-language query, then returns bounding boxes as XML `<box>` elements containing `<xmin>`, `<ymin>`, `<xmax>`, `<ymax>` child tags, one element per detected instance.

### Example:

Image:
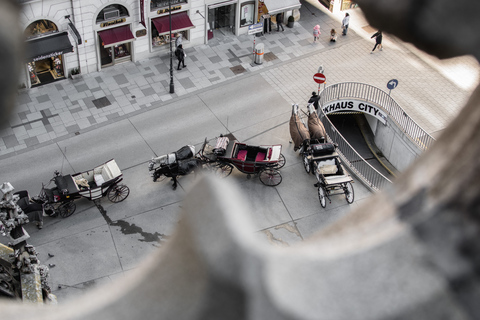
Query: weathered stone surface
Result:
<box><xmin>356</xmin><ymin>0</ymin><xmax>480</xmax><ymax>60</ymax></box>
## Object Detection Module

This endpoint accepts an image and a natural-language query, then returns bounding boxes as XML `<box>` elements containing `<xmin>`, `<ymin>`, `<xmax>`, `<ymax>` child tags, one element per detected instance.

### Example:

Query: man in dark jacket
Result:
<box><xmin>308</xmin><ymin>91</ymin><xmax>319</xmax><ymax>110</ymax></box>
<box><xmin>371</xmin><ymin>30</ymin><xmax>383</xmax><ymax>53</ymax></box>
<box><xmin>175</xmin><ymin>44</ymin><xmax>186</xmax><ymax>70</ymax></box>
<box><xmin>276</xmin><ymin>13</ymin><xmax>284</xmax><ymax>31</ymax></box>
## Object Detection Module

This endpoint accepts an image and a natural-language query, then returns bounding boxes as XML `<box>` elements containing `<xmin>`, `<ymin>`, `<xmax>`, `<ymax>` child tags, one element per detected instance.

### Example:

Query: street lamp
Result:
<box><xmin>169</xmin><ymin>0</ymin><xmax>174</xmax><ymax>93</ymax></box>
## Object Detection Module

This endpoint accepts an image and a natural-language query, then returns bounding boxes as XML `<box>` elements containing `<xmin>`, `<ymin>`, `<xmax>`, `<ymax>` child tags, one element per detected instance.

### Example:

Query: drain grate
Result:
<box><xmin>263</xmin><ymin>52</ymin><xmax>278</xmax><ymax>62</ymax></box>
<box><xmin>230</xmin><ymin>65</ymin><xmax>246</xmax><ymax>75</ymax></box>
<box><xmin>92</xmin><ymin>97</ymin><xmax>111</xmax><ymax>109</ymax></box>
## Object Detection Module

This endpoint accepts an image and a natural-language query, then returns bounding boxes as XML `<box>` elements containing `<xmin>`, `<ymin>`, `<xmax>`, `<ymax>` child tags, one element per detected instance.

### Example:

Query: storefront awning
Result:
<box><xmin>152</xmin><ymin>12</ymin><xmax>195</xmax><ymax>36</ymax></box>
<box><xmin>263</xmin><ymin>0</ymin><xmax>302</xmax><ymax>15</ymax></box>
<box><xmin>98</xmin><ymin>25</ymin><xmax>135</xmax><ymax>48</ymax></box>
<box><xmin>25</xmin><ymin>32</ymin><xmax>73</xmax><ymax>62</ymax></box>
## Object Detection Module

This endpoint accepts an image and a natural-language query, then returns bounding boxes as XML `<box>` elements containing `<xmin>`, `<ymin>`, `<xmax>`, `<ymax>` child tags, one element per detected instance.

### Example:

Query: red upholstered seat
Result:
<box><xmin>237</xmin><ymin>150</ymin><xmax>247</xmax><ymax>161</ymax></box>
<box><xmin>255</xmin><ymin>152</ymin><xmax>266</xmax><ymax>162</ymax></box>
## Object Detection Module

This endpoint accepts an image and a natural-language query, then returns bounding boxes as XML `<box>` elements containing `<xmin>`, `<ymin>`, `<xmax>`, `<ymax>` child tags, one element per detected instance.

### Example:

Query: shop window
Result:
<box><xmin>28</xmin><ymin>55</ymin><xmax>65</xmax><ymax>87</ymax></box>
<box><xmin>240</xmin><ymin>2</ymin><xmax>254</xmax><ymax>27</ymax></box>
<box><xmin>341</xmin><ymin>0</ymin><xmax>358</xmax><ymax>10</ymax></box>
<box><xmin>151</xmin><ymin>0</ymin><xmax>188</xmax><ymax>11</ymax></box>
<box><xmin>24</xmin><ymin>20</ymin><xmax>58</xmax><ymax>39</ymax></box>
<box><xmin>99</xmin><ymin>39</ymin><xmax>132</xmax><ymax>67</ymax></box>
<box><xmin>96</xmin><ymin>4</ymin><xmax>129</xmax><ymax>24</ymax></box>
<box><xmin>151</xmin><ymin>26</ymin><xmax>188</xmax><ymax>48</ymax></box>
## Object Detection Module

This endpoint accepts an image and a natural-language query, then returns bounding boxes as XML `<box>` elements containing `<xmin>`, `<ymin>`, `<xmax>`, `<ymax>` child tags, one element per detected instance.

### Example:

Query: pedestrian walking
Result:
<box><xmin>370</xmin><ymin>30</ymin><xmax>383</xmax><ymax>53</ymax></box>
<box><xmin>342</xmin><ymin>13</ymin><xmax>350</xmax><ymax>35</ymax></box>
<box><xmin>313</xmin><ymin>25</ymin><xmax>321</xmax><ymax>42</ymax></box>
<box><xmin>175</xmin><ymin>33</ymin><xmax>182</xmax><ymax>48</ymax></box>
<box><xmin>276</xmin><ymin>13</ymin><xmax>284</xmax><ymax>32</ymax></box>
<box><xmin>330</xmin><ymin>29</ymin><xmax>337</xmax><ymax>42</ymax></box>
<box><xmin>175</xmin><ymin>44</ymin><xmax>186</xmax><ymax>70</ymax></box>
<box><xmin>308</xmin><ymin>91</ymin><xmax>319</xmax><ymax>110</ymax></box>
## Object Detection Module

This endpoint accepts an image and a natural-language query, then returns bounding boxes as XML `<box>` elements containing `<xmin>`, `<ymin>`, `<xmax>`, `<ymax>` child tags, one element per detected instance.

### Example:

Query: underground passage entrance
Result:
<box><xmin>327</xmin><ymin>112</ymin><xmax>396</xmax><ymax>179</ymax></box>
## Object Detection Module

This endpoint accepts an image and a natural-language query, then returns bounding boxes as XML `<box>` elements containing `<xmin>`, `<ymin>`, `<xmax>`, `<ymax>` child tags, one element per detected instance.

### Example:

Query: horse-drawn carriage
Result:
<box><xmin>197</xmin><ymin>136</ymin><xmax>286</xmax><ymax>186</ymax></box>
<box><xmin>290</xmin><ymin>104</ymin><xmax>354</xmax><ymax>207</ymax></box>
<box><xmin>32</xmin><ymin>159</ymin><xmax>130</xmax><ymax>217</ymax></box>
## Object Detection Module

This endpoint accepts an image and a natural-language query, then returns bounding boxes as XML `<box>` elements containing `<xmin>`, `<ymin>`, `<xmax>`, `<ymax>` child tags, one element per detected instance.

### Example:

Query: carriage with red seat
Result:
<box><xmin>197</xmin><ymin>135</ymin><xmax>286</xmax><ymax>186</ymax></box>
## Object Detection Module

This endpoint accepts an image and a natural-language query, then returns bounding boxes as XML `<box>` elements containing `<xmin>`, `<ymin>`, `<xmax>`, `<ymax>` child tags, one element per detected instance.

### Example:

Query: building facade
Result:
<box><xmin>19</xmin><ymin>0</ymin><xmax>300</xmax><ymax>88</ymax></box>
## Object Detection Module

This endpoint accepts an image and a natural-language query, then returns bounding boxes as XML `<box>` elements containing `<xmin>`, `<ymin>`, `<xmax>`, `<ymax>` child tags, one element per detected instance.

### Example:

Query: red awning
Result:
<box><xmin>98</xmin><ymin>25</ymin><xmax>135</xmax><ymax>47</ymax></box>
<box><xmin>152</xmin><ymin>12</ymin><xmax>195</xmax><ymax>36</ymax></box>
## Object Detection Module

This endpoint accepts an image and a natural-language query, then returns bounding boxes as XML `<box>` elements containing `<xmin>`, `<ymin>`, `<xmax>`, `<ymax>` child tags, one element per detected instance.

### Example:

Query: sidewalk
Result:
<box><xmin>1</xmin><ymin>2</ymin><xmax>478</xmax><ymax>159</ymax></box>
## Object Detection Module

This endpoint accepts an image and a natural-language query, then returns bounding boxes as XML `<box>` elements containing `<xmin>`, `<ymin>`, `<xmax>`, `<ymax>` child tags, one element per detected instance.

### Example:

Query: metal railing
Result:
<box><xmin>318</xmin><ymin>82</ymin><xmax>436</xmax><ymax>151</ymax></box>
<box><xmin>317</xmin><ymin>109</ymin><xmax>393</xmax><ymax>192</ymax></box>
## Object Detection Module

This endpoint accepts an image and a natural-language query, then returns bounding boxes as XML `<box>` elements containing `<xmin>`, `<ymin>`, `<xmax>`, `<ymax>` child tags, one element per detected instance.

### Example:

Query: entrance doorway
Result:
<box><xmin>208</xmin><ymin>3</ymin><xmax>236</xmax><ymax>37</ymax></box>
<box><xmin>99</xmin><ymin>41</ymin><xmax>132</xmax><ymax>68</ymax></box>
<box><xmin>29</xmin><ymin>55</ymin><xmax>65</xmax><ymax>87</ymax></box>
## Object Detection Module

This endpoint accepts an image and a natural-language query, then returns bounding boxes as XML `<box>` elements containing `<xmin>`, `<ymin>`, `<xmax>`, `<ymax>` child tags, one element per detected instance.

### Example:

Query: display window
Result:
<box><xmin>152</xmin><ymin>29</ymin><xmax>188</xmax><ymax>48</ymax></box>
<box><xmin>240</xmin><ymin>2</ymin><xmax>255</xmax><ymax>27</ymax></box>
<box><xmin>28</xmin><ymin>55</ymin><xmax>65</xmax><ymax>87</ymax></box>
<box><xmin>100</xmin><ymin>41</ymin><xmax>131</xmax><ymax>67</ymax></box>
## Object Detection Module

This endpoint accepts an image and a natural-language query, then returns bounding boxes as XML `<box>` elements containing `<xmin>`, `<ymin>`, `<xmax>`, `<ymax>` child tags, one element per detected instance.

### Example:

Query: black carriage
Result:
<box><xmin>32</xmin><ymin>159</ymin><xmax>130</xmax><ymax>217</ymax></box>
<box><xmin>197</xmin><ymin>136</ymin><xmax>286</xmax><ymax>186</ymax></box>
<box><xmin>304</xmin><ymin>142</ymin><xmax>354</xmax><ymax>207</ymax></box>
<box><xmin>290</xmin><ymin>103</ymin><xmax>354</xmax><ymax>207</ymax></box>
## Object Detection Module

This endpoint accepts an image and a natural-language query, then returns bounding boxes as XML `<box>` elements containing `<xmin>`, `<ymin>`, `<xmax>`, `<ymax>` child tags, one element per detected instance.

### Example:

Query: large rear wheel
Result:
<box><xmin>274</xmin><ymin>154</ymin><xmax>286</xmax><ymax>169</ymax></box>
<box><xmin>345</xmin><ymin>182</ymin><xmax>354</xmax><ymax>204</ymax></box>
<box><xmin>259</xmin><ymin>169</ymin><xmax>282</xmax><ymax>186</ymax></box>
<box><xmin>58</xmin><ymin>201</ymin><xmax>76</xmax><ymax>218</ymax></box>
<box><xmin>211</xmin><ymin>163</ymin><xmax>233</xmax><ymax>178</ymax></box>
<box><xmin>108</xmin><ymin>184</ymin><xmax>130</xmax><ymax>203</ymax></box>
<box><xmin>318</xmin><ymin>186</ymin><xmax>326</xmax><ymax>208</ymax></box>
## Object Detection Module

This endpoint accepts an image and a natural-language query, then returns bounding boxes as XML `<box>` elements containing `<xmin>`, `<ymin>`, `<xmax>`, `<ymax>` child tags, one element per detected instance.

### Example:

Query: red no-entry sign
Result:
<box><xmin>313</xmin><ymin>73</ymin><xmax>326</xmax><ymax>84</ymax></box>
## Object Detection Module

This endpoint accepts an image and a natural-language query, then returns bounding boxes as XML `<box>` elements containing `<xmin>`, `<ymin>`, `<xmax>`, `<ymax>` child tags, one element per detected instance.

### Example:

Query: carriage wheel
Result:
<box><xmin>58</xmin><ymin>201</ymin><xmax>76</xmax><ymax>218</ymax></box>
<box><xmin>345</xmin><ymin>182</ymin><xmax>354</xmax><ymax>204</ymax></box>
<box><xmin>212</xmin><ymin>163</ymin><xmax>233</xmax><ymax>178</ymax></box>
<box><xmin>303</xmin><ymin>154</ymin><xmax>311</xmax><ymax>174</ymax></box>
<box><xmin>108</xmin><ymin>184</ymin><xmax>130</xmax><ymax>203</ymax></box>
<box><xmin>318</xmin><ymin>187</ymin><xmax>327</xmax><ymax>208</ymax></box>
<box><xmin>274</xmin><ymin>154</ymin><xmax>286</xmax><ymax>169</ymax></box>
<box><xmin>259</xmin><ymin>169</ymin><xmax>282</xmax><ymax>186</ymax></box>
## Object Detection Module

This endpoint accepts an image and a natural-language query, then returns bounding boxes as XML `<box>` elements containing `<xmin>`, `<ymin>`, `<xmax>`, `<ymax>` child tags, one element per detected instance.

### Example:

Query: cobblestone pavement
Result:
<box><xmin>1</xmin><ymin>1</ymin><xmax>478</xmax><ymax>159</ymax></box>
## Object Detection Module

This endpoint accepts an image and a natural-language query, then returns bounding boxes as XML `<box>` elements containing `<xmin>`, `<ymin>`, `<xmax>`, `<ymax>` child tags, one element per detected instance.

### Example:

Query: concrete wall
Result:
<box><xmin>370</xmin><ymin>116</ymin><xmax>424</xmax><ymax>172</ymax></box>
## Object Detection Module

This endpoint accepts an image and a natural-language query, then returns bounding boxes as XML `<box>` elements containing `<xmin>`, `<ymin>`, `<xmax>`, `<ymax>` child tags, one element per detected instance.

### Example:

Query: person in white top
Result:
<box><xmin>342</xmin><ymin>13</ymin><xmax>350</xmax><ymax>35</ymax></box>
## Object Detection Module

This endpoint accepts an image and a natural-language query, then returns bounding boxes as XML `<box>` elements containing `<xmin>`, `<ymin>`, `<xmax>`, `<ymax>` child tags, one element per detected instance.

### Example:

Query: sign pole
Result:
<box><xmin>317</xmin><ymin>65</ymin><xmax>325</xmax><ymax>93</ymax></box>
<box><xmin>253</xmin><ymin>34</ymin><xmax>256</xmax><ymax>62</ymax></box>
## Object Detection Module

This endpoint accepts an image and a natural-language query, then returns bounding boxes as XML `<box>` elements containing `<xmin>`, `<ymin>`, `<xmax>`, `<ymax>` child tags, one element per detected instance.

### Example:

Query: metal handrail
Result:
<box><xmin>316</xmin><ymin>108</ymin><xmax>393</xmax><ymax>192</ymax></box>
<box><xmin>318</xmin><ymin>82</ymin><xmax>435</xmax><ymax>151</ymax></box>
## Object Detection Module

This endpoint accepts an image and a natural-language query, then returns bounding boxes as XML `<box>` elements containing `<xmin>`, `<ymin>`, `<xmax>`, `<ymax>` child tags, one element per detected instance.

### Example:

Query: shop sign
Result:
<box><xmin>248</xmin><ymin>23</ymin><xmax>263</xmax><ymax>35</ymax></box>
<box><xmin>33</xmin><ymin>51</ymin><xmax>64</xmax><ymax>62</ymax></box>
<box><xmin>136</xmin><ymin>29</ymin><xmax>147</xmax><ymax>37</ymax></box>
<box><xmin>322</xmin><ymin>99</ymin><xmax>388</xmax><ymax>124</ymax></box>
<box><xmin>101</xmin><ymin>18</ymin><xmax>127</xmax><ymax>28</ymax></box>
<box><xmin>157</xmin><ymin>6</ymin><xmax>182</xmax><ymax>14</ymax></box>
